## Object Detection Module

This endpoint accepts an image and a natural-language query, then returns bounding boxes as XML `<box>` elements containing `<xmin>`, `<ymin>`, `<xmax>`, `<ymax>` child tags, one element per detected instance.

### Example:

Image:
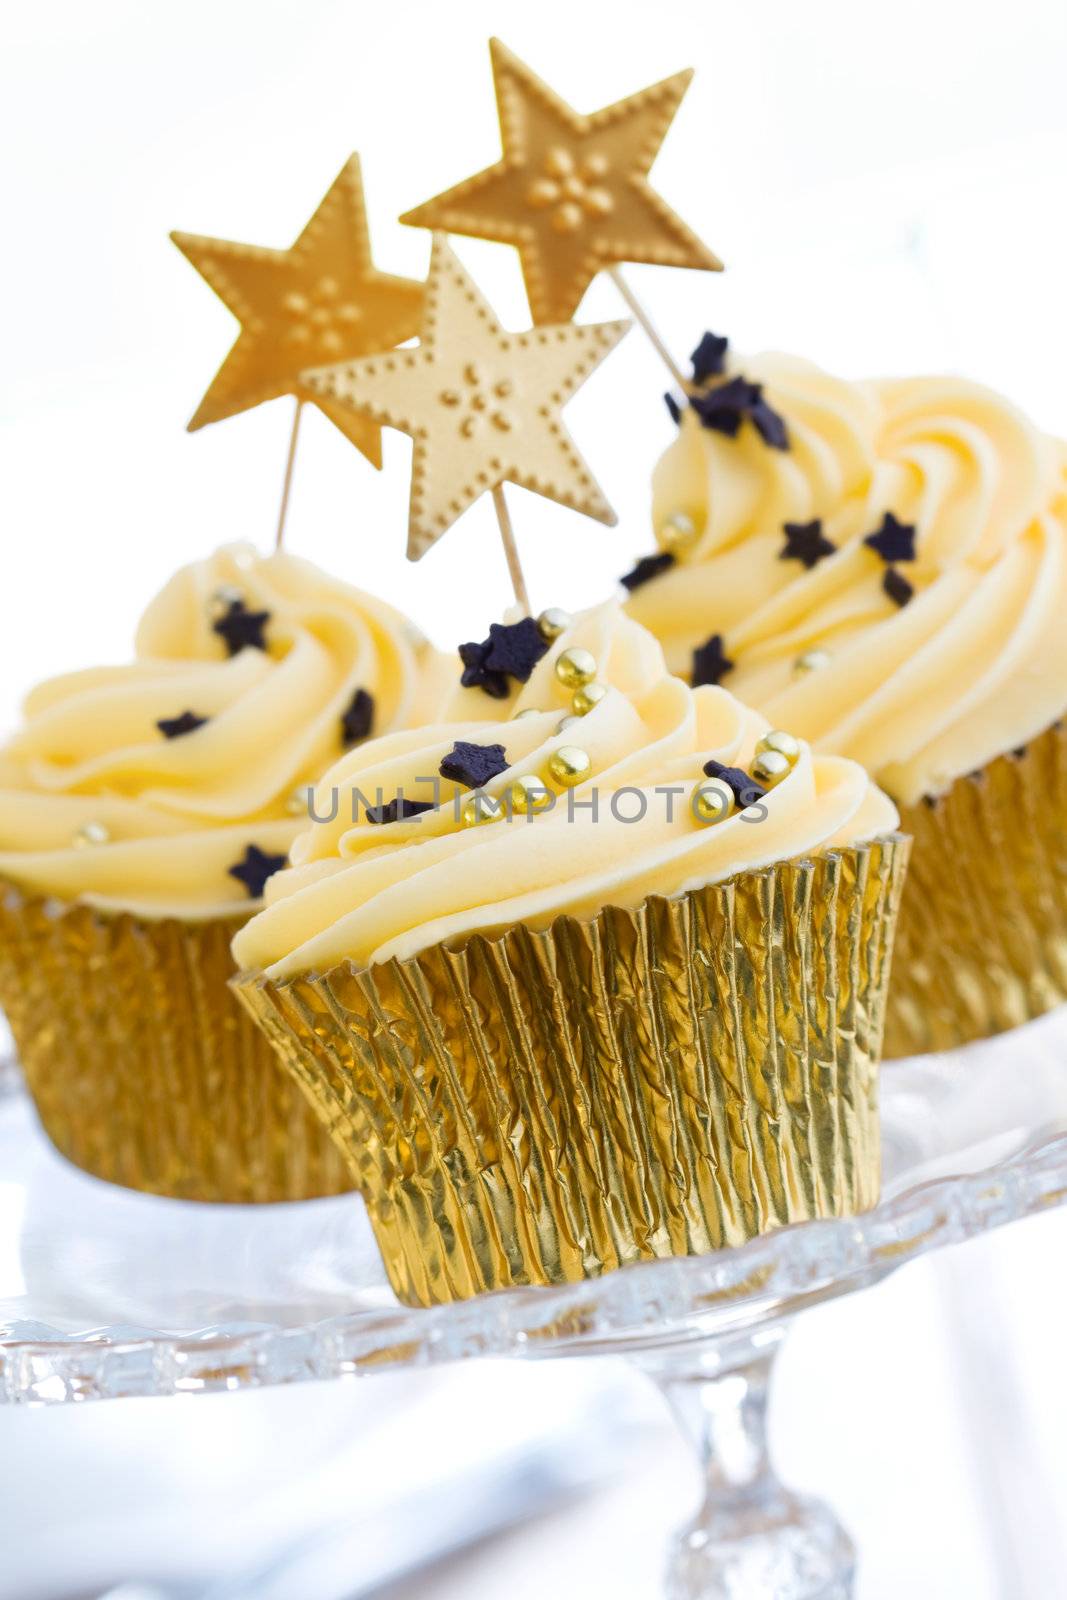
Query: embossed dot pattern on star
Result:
<box><xmin>399</xmin><ymin>38</ymin><xmax>722</xmax><ymax>326</ymax></box>
<box><xmin>172</xmin><ymin>155</ymin><xmax>425</xmax><ymax>468</ymax></box>
<box><xmin>302</xmin><ymin>236</ymin><xmax>629</xmax><ymax>560</ymax></box>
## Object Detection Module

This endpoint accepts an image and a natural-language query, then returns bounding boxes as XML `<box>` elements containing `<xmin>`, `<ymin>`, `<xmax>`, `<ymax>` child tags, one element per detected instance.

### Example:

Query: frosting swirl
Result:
<box><xmin>0</xmin><ymin>545</ymin><xmax>447</xmax><ymax>917</ymax></box>
<box><xmin>630</xmin><ymin>356</ymin><xmax>1067</xmax><ymax>803</ymax></box>
<box><xmin>233</xmin><ymin>604</ymin><xmax>897</xmax><ymax>978</ymax></box>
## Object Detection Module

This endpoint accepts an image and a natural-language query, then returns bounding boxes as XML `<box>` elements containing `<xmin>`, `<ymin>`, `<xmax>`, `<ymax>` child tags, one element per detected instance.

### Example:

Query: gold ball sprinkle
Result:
<box><xmin>692</xmin><ymin>780</ymin><xmax>735</xmax><ymax>826</ymax></box>
<box><xmin>537</xmin><ymin>606</ymin><xmax>572</xmax><ymax>642</ymax></box>
<box><xmin>755</xmin><ymin>729</ymin><xmax>800</xmax><ymax>764</ymax></box>
<box><xmin>659</xmin><ymin>511</ymin><xmax>697</xmax><ymax>553</ymax></box>
<box><xmin>547</xmin><ymin>744</ymin><xmax>592</xmax><ymax>788</ymax></box>
<box><xmin>572</xmin><ymin>682</ymin><xmax>607</xmax><ymax>716</ymax></box>
<box><xmin>752</xmin><ymin>749</ymin><xmax>792</xmax><ymax>787</ymax></box>
<box><xmin>513</xmin><ymin>707</ymin><xmax>543</xmax><ymax>720</ymax></box>
<box><xmin>462</xmin><ymin>793</ymin><xmax>504</xmax><ymax>827</ymax></box>
<box><xmin>793</xmin><ymin>649</ymin><xmax>831</xmax><ymax>676</ymax></box>
<box><xmin>556</xmin><ymin>714</ymin><xmax>581</xmax><ymax>733</ymax></box>
<box><xmin>506</xmin><ymin>774</ymin><xmax>554</xmax><ymax>814</ymax></box>
<box><xmin>73</xmin><ymin>821</ymin><xmax>110</xmax><ymax>849</ymax></box>
<box><xmin>554</xmin><ymin>646</ymin><xmax>597</xmax><ymax>689</ymax></box>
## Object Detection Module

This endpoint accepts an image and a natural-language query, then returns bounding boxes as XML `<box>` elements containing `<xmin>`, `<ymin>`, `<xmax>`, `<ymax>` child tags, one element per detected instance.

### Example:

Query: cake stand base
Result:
<box><xmin>5</xmin><ymin>1008</ymin><xmax>1067</xmax><ymax>1598</ymax></box>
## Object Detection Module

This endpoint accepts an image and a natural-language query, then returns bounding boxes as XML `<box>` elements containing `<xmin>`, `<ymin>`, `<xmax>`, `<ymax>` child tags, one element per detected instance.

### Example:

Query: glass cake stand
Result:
<box><xmin>3</xmin><ymin>1009</ymin><xmax>1067</xmax><ymax>1600</ymax></box>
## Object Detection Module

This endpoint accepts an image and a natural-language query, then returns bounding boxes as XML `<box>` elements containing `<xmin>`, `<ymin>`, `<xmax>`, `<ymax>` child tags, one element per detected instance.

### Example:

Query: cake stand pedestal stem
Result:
<box><xmin>635</xmin><ymin>1327</ymin><xmax>855</xmax><ymax>1600</ymax></box>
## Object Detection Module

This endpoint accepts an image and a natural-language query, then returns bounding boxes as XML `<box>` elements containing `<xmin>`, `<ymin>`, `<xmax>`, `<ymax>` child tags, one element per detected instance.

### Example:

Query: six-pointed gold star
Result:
<box><xmin>172</xmin><ymin>155</ymin><xmax>425</xmax><ymax>467</ymax></box>
<box><xmin>399</xmin><ymin>38</ymin><xmax>722</xmax><ymax>326</ymax></box>
<box><xmin>302</xmin><ymin>236</ymin><xmax>629</xmax><ymax>559</ymax></box>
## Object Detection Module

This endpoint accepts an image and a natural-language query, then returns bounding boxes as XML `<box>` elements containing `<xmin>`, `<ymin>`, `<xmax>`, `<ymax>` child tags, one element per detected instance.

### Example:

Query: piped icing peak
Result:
<box><xmin>630</xmin><ymin>354</ymin><xmax>1067</xmax><ymax>803</ymax></box>
<box><xmin>232</xmin><ymin>604</ymin><xmax>897</xmax><ymax>979</ymax></box>
<box><xmin>0</xmin><ymin>545</ymin><xmax>447</xmax><ymax>917</ymax></box>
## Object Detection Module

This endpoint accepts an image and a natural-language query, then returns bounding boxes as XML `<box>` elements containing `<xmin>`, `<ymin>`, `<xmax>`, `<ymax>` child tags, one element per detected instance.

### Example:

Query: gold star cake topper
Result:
<box><xmin>172</xmin><ymin>155</ymin><xmax>424</xmax><ymax>470</ymax></box>
<box><xmin>303</xmin><ymin>235</ymin><xmax>628</xmax><ymax>600</ymax></box>
<box><xmin>400</xmin><ymin>38</ymin><xmax>722</xmax><ymax>329</ymax></box>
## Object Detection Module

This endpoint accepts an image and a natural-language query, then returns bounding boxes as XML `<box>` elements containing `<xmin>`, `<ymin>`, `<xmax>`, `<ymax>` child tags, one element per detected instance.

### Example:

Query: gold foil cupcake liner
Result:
<box><xmin>885</xmin><ymin>721</ymin><xmax>1067</xmax><ymax>1059</ymax></box>
<box><xmin>235</xmin><ymin>835</ymin><xmax>908</xmax><ymax>1305</ymax></box>
<box><xmin>0</xmin><ymin>881</ymin><xmax>353</xmax><ymax>1202</ymax></box>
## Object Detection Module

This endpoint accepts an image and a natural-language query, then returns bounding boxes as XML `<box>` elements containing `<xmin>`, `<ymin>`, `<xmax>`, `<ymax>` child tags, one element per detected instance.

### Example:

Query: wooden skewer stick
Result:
<box><xmin>491</xmin><ymin>484</ymin><xmax>531</xmax><ymax>615</ymax></box>
<box><xmin>607</xmin><ymin>266</ymin><xmax>689</xmax><ymax>392</ymax></box>
<box><xmin>275</xmin><ymin>398</ymin><xmax>304</xmax><ymax>552</ymax></box>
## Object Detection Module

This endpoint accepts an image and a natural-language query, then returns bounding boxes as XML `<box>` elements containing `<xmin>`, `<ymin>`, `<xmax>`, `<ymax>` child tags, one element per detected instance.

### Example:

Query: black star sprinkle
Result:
<box><xmin>780</xmin><ymin>520</ymin><xmax>836</xmax><ymax>571</ymax></box>
<box><xmin>439</xmin><ymin>741</ymin><xmax>510</xmax><ymax>790</ymax></box>
<box><xmin>691</xmin><ymin>331</ymin><xmax>729</xmax><ymax>384</ymax></box>
<box><xmin>365</xmin><ymin>796</ymin><xmax>435</xmax><ymax>826</ymax></box>
<box><xmin>864</xmin><ymin>512</ymin><xmax>917</xmax><ymax>565</ymax></box>
<box><xmin>459</xmin><ymin>618</ymin><xmax>549</xmax><ymax>697</ymax></box>
<box><xmin>750</xmin><ymin>398</ymin><xmax>790</xmax><ymax>451</ymax></box>
<box><xmin>664</xmin><ymin>392</ymin><xmax>683</xmax><ymax>425</ymax></box>
<box><xmin>620</xmin><ymin>552</ymin><xmax>677</xmax><ymax>592</ymax></box>
<box><xmin>690</xmin><ymin>375</ymin><xmax>755</xmax><ymax>437</ymax></box>
<box><xmin>690</xmin><ymin>376</ymin><xmax>790</xmax><ymax>452</ymax></box>
<box><xmin>883</xmin><ymin>568</ymin><xmax>914</xmax><ymax>608</ymax></box>
<box><xmin>484</xmin><ymin>618</ymin><xmax>549</xmax><ymax>680</ymax></box>
<box><xmin>228</xmin><ymin>844</ymin><xmax>288</xmax><ymax>899</ymax></box>
<box><xmin>156</xmin><ymin>710</ymin><xmax>208</xmax><ymax>739</ymax></box>
<box><xmin>703</xmin><ymin>759</ymin><xmax>767</xmax><ymax>808</ymax></box>
<box><xmin>213</xmin><ymin>600</ymin><xmax>271</xmax><ymax>657</ymax></box>
<box><xmin>692</xmin><ymin>633</ymin><xmax>734</xmax><ymax>687</ymax></box>
<box><xmin>341</xmin><ymin>687</ymin><xmax>375</xmax><ymax>747</ymax></box>
<box><xmin>459</xmin><ymin>638</ymin><xmax>509</xmax><ymax>698</ymax></box>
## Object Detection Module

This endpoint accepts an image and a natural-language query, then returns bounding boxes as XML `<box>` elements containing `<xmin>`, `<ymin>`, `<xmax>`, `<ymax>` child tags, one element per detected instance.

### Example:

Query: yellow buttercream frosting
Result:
<box><xmin>629</xmin><ymin>356</ymin><xmax>1067</xmax><ymax>804</ymax></box>
<box><xmin>233</xmin><ymin>604</ymin><xmax>897</xmax><ymax>978</ymax></box>
<box><xmin>0</xmin><ymin>545</ymin><xmax>448</xmax><ymax>918</ymax></box>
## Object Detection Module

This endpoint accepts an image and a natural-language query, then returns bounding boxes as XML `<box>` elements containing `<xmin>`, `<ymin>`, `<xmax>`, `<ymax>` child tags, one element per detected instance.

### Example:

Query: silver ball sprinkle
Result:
<box><xmin>793</xmin><ymin>649</ymin><xmax>832</xmax><ymax>677</ymax></box>
<box><xmin>209</xmin><ymin>584</ymin><xmax>244</xmax><ymax>620</ymax></box>
<box><xmin>72</xmin><ymin>821</ymin><xmax>110</xmax><ymax>849</ymax></box>
<box><xmin>659</xmin><ymin>511</ymin><xmax>697</xmax><ymax>553</ymax></box>
<box><xmin>286</xmin><ymin>785</ymin><xmax>314</xmax><ymax>817</ymax></box>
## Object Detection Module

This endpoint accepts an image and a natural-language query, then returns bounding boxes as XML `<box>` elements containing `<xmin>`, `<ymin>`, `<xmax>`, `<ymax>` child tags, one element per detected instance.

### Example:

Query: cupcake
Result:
<box><xmin>628</xmin><ymin>343</ymin><xmax>1067</xmax><ymax>1055</ymax></box>
<box><xmin>233</xmin><ymin>605</ymin><xmax>906</xmax><ymax>1303</ymax></box>
<box><xmin>0</xmin><ymin>543</ymin><xmax>448</xmax><ymax>1201</ymax></box>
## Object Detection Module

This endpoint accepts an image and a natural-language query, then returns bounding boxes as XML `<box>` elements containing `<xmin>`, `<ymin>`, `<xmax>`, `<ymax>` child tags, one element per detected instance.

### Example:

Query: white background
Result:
<box><xmin>3</xmin><ymin>0</ymin><xmax>1067</xmax><ymax>723</ymax></box>
<box><xmin>3</xmin><ymin>2</ymin><xmax>1067</xmax><ymax>1596</ymax></box>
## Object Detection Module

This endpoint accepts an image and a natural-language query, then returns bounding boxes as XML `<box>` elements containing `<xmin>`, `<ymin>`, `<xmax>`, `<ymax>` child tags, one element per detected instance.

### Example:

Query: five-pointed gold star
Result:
<box><xmin>399</xmin><ymin>39</ymin><xmax>722</xmax><ymax>326</ymax></box>
<box><xmin>302</xmin><ymin>236</ymin><xmax>629</xmax><ymax>560</ymax></box>
<box><xmin>172</xmin><ymin>155</ymin><xmax>425</xmax><ymax>468</ymax></box>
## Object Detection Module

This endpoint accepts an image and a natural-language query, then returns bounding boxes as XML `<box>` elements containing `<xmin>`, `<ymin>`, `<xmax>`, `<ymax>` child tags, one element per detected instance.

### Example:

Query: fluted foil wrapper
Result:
<box><xmin>885</xmin><ymin>721</ymin><xmax>1067</xmax><ymax>1058</ymax></box>
<box><xmin>235</xmin><ymin>836</ymin><xmax>908</xmax><ymax>1305</ymax></box>
<box><xmin>0</xmin><ymin>880</ymin><xmax>353</xmax><ymax>1202</ymax></box>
